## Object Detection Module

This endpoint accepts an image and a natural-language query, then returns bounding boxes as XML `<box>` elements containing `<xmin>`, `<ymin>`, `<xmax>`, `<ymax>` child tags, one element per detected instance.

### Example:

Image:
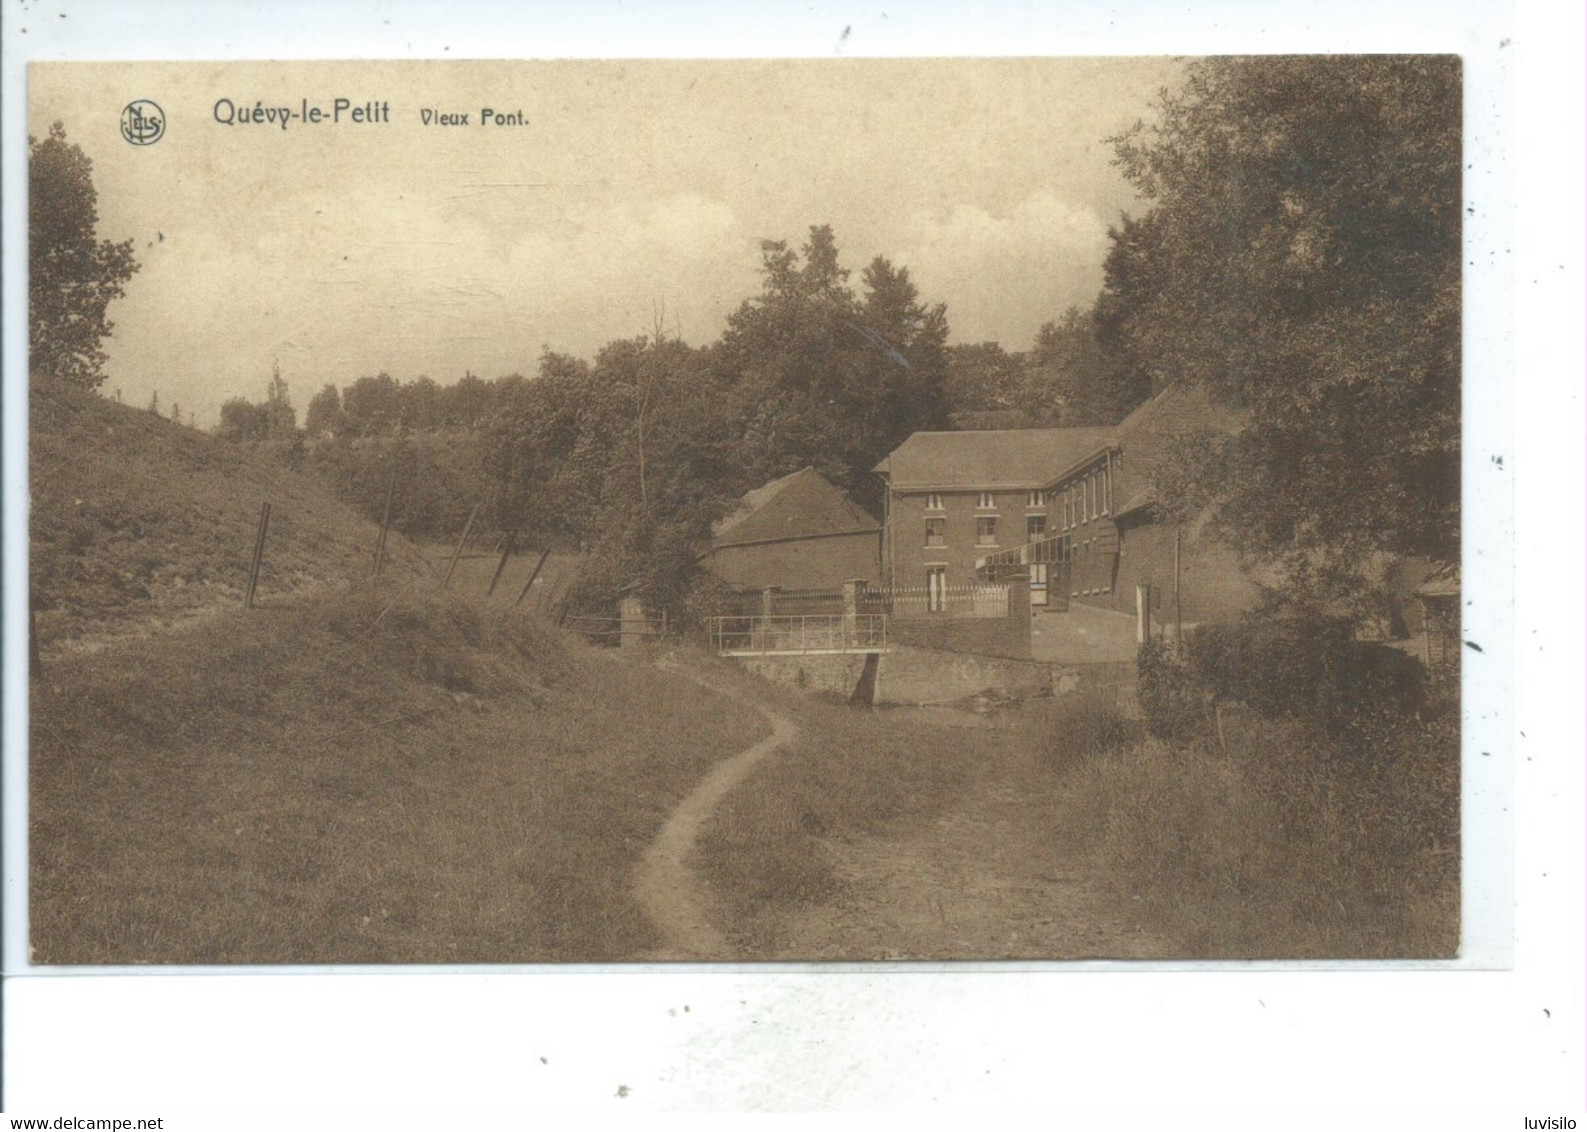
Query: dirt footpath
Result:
<box><xmin>768</xmin><ymin>710</ymin><xmax>1163</xmax><ymax>961</ymax></box>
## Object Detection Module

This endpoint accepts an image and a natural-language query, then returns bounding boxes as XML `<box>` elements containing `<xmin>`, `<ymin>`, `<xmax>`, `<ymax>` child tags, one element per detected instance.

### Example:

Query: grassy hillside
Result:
<box><xmin>30</xmin><ymin>586</ymin><xmax>764</xmax><ymax>964</ymax></box>
<box><xmin>30</xmin><ymin>379</ymin><xmax>430</xmax><ymax>656</ymax></box>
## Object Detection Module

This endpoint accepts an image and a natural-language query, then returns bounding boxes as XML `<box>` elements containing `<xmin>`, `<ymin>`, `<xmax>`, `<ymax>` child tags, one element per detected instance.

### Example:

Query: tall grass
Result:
<box><xmin>30</xmin><ymin>586</ymin><xmax>764</xmax><ymax>964</ymax></box>
<box><xmin>1048</xmin><ymin>697</ymin><xmax>1459</xmax><ymax>958</ymax></box>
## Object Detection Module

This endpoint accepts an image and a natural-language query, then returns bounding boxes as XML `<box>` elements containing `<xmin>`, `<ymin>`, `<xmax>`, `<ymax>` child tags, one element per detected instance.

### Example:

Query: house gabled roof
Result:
<box><xmin>875</xmin><ymin>427</ymin><xmax>1115</xmax><ymax>491</ymax></box>
<box><xmin>1043</xmin><ymin>380</ymin><xmax>1248</xmax><ymax>490</ymax></box>
<box><xmin>710</xmin><ymin>466</ymin><xmax>879</xmax><ymax>548</ymax></box>
<box><xmin>877</xmin><ymin>382</ymin><xmax>1247</xmax><ymax>495</ymax></box>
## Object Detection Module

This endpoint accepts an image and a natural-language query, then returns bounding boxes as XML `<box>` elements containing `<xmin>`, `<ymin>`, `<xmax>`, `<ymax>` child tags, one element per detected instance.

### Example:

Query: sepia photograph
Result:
<box><xmin>26</xmin><ymin>56</ymin><xmax>1463</xmax><ymax>967</ymax></box>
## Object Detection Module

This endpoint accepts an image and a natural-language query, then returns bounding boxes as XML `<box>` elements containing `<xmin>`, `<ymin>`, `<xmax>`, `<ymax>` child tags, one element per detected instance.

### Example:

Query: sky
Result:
<box><xmin>30</xmin><ymin>58</ymin><xmax>1184</xmax><ymax>425</ymax></box>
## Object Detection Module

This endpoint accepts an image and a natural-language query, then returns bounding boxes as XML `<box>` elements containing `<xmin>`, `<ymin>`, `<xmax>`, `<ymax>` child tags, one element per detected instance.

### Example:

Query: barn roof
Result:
<box><xmin>711</xmin><ymin>466</ymin><xmax>879</xmax><ymax>547</ymax></box>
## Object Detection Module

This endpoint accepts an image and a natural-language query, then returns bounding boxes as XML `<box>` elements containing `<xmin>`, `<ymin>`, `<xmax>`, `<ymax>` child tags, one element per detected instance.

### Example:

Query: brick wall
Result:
<box><xmin>885</xmin><ymin>488</ymin><xmax>1046</xmax><ymax>589</ymax></box>
<box><xmin>1074</xmin><ymin>515</ymin><xmax>1259</xmax><ymax>623</ymax></box>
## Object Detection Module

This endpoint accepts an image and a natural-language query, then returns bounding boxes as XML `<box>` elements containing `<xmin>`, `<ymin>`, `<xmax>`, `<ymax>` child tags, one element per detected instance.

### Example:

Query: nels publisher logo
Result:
<box><xmin>120</xmin><ymin>100</ymin><xmax>165</xmax><ymax>146</ymax></box>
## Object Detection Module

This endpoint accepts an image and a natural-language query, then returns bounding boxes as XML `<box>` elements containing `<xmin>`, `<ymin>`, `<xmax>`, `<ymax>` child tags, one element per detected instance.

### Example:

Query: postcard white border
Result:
<box><xmin>3</xmin><ymin>0</ymin><xmax>1577</xmax><ymax>1116</ymax></box>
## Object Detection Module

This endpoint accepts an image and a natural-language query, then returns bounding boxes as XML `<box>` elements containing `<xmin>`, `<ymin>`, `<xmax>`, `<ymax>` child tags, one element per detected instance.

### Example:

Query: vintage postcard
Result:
<box><xmin>25</xmin><ymin>57</ymin><xmax>1472</xmax><ymax>969</ymax></box>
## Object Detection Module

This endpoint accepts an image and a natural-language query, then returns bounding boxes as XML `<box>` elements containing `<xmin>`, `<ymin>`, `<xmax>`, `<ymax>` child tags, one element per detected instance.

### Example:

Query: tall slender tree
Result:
<box><xmin>29</xmin><ymin>123</ymin><xmax>139</xmax><ymax>389</ymax></box>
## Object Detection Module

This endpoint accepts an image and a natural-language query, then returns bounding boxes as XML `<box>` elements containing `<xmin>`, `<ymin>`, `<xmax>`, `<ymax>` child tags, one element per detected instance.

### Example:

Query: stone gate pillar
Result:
<box><xmin>842</xmin><ymin>578</ymin><xmax>866</xmax><ymax>647</ymax></box>
<box><xmin>1005</xmin><ymin>573</ymin><xmax>1032</xmax><ymax>659</ymax></box>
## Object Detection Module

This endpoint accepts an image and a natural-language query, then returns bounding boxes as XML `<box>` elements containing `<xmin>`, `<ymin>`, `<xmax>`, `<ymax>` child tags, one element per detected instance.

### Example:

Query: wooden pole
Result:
<box><xmin>514</xmin><ymin>546</ymin><xmax>553</xmax><ymax>607</ymax></box>
<box><xmin>373</xmin><ymin>461</ymin><xmax>398</xmax><ymax>577</ymax></box>
<box><xmin>1174</xmin><ymin>525</ymin><xmax>1184</xmax><ymax>655</ymax></box>
<box><xmin>1136</xmin><ymin>582</ymin><xmax>1151</xmax><ymax>645</ymax></box>
<box><xmin>245</xmin><ymin>501</ymin><xmax>272</xmax><ymax>609</ymax></box>
<box><xmin>487</xmin><ymin>527</ymin><xmax>519</xmax><ymax>597</ymax></box>
<box><xmin>442</xmin><ymin>504</ymin><xmax>481</xmax><ymax>589</ymax></box>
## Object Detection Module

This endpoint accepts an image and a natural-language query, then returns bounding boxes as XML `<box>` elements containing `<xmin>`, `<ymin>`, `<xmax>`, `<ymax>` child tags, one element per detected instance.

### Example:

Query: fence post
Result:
<box><xmin>514</xmin><ymin>546</ymin><xmax>553</xmax><ymax>608</ymax></box>
<box><xmin>372</xmin><ymin>461</ymin><xmax>397</xmax><ymax>577</ymax></box>
<box><xmin>1173</xmin><ymin>525</ymin><xmax>1184</xmax><ymax>655</ymax></box>
<box><xmin>1136</xmin><ymin>583</ymin><xmax>1152</xmax><ymax>645</ymax></box>
<box><xmin>487</xmin><ymin>527</ymin><xmax>519</xmax><ymax>597</ymax></box>
<box><xmin>245</xmin><ymin>501</ymin><xmax>272</xmax><ymax>609</ymax></box>
<box><xmin>841</xmin><ymin>579</ymin><xmax>864</xmax><ymax>648</ymax></box>
<box><xmin>619</xmin><ymin>595</ymin><xmax>647</xmax><ymax>650</ymax></box>
<box><xmin>441</xmin><ymin>504</ymin><xmax>481</xmax><ymax>590</ymax></box>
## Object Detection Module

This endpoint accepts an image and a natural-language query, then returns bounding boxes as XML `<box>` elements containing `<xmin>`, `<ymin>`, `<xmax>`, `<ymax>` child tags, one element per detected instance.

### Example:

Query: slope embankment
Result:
<box><xmin>29</xmin><ymin>379</ymin><xmax>430</xmax><ymax>657</ymax></box>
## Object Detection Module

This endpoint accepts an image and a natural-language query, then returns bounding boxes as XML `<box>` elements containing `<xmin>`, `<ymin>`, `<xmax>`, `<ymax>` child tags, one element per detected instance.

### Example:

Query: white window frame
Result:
<box><xmin>1026</xmin><ymin>489</ymin><xmax>1047</xmax><ymax>509</ymax></box>
<box><xmin>925</xmin><ymin>517</ymin><xmax>946</xmax><ymax>548</ymax></box>
<box><xmin>925</xmin><ymin>492</ymin><xmax>944</xmax><ymax>511</ymax></box>
<box><xmin>977</xmin><ymin>491</ymin><xmax>997</xmax><ymax>510</ymax></box>
<box><xmin>976</xmin><ymin>515</ymin><xmax>998</xmax><ymax>547</ymax></box>
<box><xmin>1027</xmin><ymin>514</ymin><xmax>1048</xmax><ymax>541</ymax></box>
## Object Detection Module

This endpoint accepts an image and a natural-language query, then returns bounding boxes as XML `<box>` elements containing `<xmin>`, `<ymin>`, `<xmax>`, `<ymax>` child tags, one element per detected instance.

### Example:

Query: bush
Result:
<box><xmin>1048</xmin><ymin>686</ymin><xmax>1146</xmax><ymax>767</ymax></box>
<box><xmin>1051</xmin><ymin>706</ymin><xmax>1459</xmax><ymax>957</ymax></box>
<box><xmin>1137</xmin><ymin>637</ymin><xmax>1210</xmax><ymax>743</ymax></box>
<box><xmin>1185</xmin><ymin>614</ymin><xmax>1428</xmax><ymax>732</ymax></box>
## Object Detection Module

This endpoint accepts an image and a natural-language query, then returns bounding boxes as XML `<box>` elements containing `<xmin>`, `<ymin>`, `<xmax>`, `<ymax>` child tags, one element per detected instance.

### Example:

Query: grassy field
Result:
<box><xmin>693</xmin><ymin>674</ymin><xmax>1459</xmax><ymax>960</ymax></box>
<box><xmin>693</xmin><ymin>683</ymin><xmax>1019</xmax><ymax>954</ymax></box>
<box><xmin>1041</xmin><ymin>689</ymin><xmax>1461</xmax><ymax>958</ymax></box>
<box><xmin>30</xmin><ymin>586</ymin><xmax>766</xmax><ymax>964</ymax></box>
<box><xmin>30</xmin><ymin>379</ymin><xmax>430</xmax><ymax>657</ymax></box>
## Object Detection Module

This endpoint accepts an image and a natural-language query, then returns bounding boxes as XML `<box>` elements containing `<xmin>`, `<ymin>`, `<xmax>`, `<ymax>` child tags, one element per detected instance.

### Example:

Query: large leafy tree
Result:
<box><xmin>1025</xmin><ymin>303</ymin><xmax>1149</xmax><ymax>427</ymax></box>
<box><xmin>29</xmin><ymin>122</ymin><xmax>140</xmax><ymax>389</ymax></box>
<box><xmin>716</xmin><ymin>225</ymin><xmax>949</xmax><ymax>506</ymax></box>
<box><xmin>1108</xmin><ymin>56</ymin><xmax>1461</xmax><ymax>588</ymax></box>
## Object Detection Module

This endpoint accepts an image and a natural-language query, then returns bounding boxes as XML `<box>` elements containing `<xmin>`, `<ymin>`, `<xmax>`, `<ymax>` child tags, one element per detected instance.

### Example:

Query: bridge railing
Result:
<box><xmin>708</xmin><ymin>614</ymin><xmax>887</xmax><ymax>655</ymax></box>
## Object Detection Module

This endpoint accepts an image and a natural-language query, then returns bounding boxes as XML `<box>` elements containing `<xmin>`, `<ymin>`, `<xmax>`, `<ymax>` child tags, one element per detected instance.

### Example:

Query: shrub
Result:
<box><xmin>1137</xmin><ymin>637</ymin><xmax>1209</xmax><ymax>743</ymax></box>
<box><xmin>1048</xmin><ymin>686</ymin><xmax>1145</xmax><ymax>767</ymax></box>
<box><xmin>1185</xmin><ymin>614</ymin><xmax>1428</xmax><ymax>732</ymax></box>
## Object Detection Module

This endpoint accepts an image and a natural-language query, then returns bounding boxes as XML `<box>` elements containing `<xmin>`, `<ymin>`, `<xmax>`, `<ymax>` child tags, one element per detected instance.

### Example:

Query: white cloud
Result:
<box><xmin>896</xmin><ymin>190</ymin><xmax>1113</xmax><ymax>348</ymax></box>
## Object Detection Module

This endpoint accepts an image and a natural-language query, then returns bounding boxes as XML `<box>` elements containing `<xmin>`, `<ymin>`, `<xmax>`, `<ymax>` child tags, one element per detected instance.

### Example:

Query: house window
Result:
<box><xmin>1027</xmin><ymin>514</ymin><xmax>1048</xmax><ymax>541</ymax></box>
<box><xmin>925</xmin><ymin>517</ymin><xmax>946</xmax><ymax>548</ymax></box>
<box><xmin>926</xmin><ymin>492</ymin><xmax>944</xmax><ymax>511</ymax></box>
<box><xmin>976</xmin><ymin>516</ymin><xmax>998</xmax><ymax>546</ymax></box>
<box><xmin>1030</xmin><ymin>562</ymin><xmax>1049</xmax><ymax>606</ymax></box>
<box><xmin>977</xmin><ymin>491</ymin><xmax>997</xmax><ymax>510</ymax></box>
<box><xmin>926</xmin><ymin>566</ymin><xmax>947</xmax><ymax>613</ymax></box>
<box><xmin>1087</xmin><ymin>473</ymin><xmax>1097</xmax><ymax>521</ymax></box>
<box><xmin>1026</xmin><ymin>490</ymin><xmax>1047</xmax><ymax>509</ymax></box>
<box><xmin>1102</xmin><ymin>464</ymin><xmax>1112</xmax><ymax>514</ymax></box>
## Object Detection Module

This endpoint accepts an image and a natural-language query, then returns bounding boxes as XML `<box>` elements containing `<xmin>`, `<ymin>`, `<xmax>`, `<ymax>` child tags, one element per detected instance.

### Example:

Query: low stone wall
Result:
<box><xmin>888</xmin><ymin>615</ymin><xmax>1031</xmax><ymax>661</ymax></box>
<box><xmin>738</xmin><ymin>653</ymin><xmax>872</xmax><ymax>700</ymax></box>
<box><xmin>874</xmin><ymin>644</ymin><xmax>1054</xmax><ymax>706</ymax></box>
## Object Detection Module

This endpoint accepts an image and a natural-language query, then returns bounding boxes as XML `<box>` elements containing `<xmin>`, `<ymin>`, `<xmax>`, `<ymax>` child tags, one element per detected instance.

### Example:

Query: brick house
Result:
<box><xmin>874</xmin><ymin>425</ymin><xmax>1112</xmax><ymax>608</ymax></box>
<box><xmin>1045</xmin><ymin>381</ymin><xmax>1257</xmax><ymax>622</ymax></box>
<box><xmin>877</xmin><ymin>381</ymin><xmax>1259</xmax><ymax>622</ymax></box>
<box><xmin>699</xmin><ymin>466</ymin><xmax>883</xmax><ymax>592</ymax></box>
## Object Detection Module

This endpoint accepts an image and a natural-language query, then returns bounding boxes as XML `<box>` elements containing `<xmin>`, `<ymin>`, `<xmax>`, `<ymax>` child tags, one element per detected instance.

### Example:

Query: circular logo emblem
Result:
<box><xmin>120</xmin><ymin>100</ymin><xmax>165</xmax><ymax>146</ymax></box>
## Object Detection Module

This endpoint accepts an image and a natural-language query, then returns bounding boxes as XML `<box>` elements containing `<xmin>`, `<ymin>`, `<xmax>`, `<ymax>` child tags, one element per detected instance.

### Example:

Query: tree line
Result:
<box><xmin>32</xmin><ymin>55</ymin><xmax>1461</xmax><ymax>619</ymax></box>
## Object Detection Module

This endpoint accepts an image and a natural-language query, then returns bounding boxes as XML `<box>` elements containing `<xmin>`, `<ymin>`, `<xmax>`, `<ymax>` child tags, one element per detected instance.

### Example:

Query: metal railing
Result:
<box><xmin>708</xmin><ymin>614</ymin><xmax>887</xmax><ymax>654</ymax></box>
<box><xmin>862</xmin><ymin>583</ymin><xmax>1009</xmax><ymax>618</ymax></box>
